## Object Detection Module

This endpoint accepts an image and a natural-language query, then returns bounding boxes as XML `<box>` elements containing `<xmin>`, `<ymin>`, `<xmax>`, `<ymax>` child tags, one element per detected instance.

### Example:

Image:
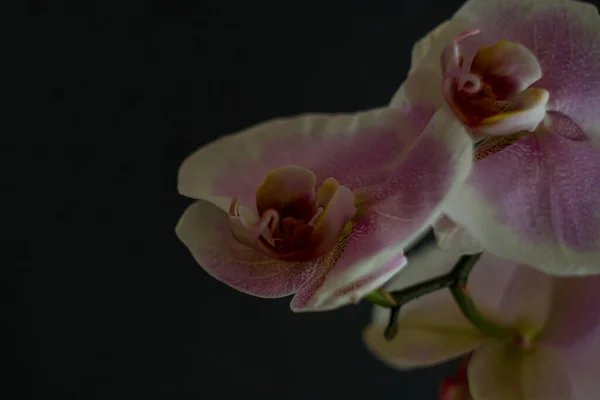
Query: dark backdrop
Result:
<box><xmin>9</xmin><ymin>1</ymin><xmax>485</xmax><ymax>398</ymax></box>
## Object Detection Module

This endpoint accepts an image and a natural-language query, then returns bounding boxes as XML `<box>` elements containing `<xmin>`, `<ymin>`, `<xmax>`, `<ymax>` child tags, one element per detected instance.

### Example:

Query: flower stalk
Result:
<box><xmin>367</xmin><ymin>244</ymin><xmax>513</xmax><ymax>340</ymax></box>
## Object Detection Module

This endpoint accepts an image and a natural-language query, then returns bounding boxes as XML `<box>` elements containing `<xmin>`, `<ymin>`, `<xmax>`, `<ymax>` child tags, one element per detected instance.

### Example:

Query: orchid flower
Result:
<box><xmin>391</xmin><ymin>0</ymin><xmax>600</xmax><ymax>275</ymax></box>
<box><xmin>364</xmin><ymin>246</ymin><xmax>600</xmax><ymax>399</ymax></box>
<box><xmin>175</xmin><ymin>107</ymin><xmax>472</xmax><ymax>312</ymax></box>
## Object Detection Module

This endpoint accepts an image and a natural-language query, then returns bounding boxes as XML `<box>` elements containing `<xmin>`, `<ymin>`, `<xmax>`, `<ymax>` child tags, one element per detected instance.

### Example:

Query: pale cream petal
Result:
<box><xmin>364</xmin><ymin>290</ymin><xmax>485</xmax><ymax>369</ymax></box>
<box><xmin>468</xmin><ymin>342</ymin><xmax>524</xmax><ymax>400</ymax></box>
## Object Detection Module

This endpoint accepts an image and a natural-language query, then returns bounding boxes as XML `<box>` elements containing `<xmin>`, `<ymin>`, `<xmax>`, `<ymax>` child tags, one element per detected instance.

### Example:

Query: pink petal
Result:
<box><xmin>176</xmin><ymin>200</ymin><xmax>312</xmax><ymax>298</ymax></box>
<box><xmin>455</xmin><ymin>0</ymin><xmax>600</xmax><ymax>139</ymax></box>
<box><xmin>539</xmin><ymin>274</ymin><xmax>600</xmax><ymax>349</ymax></box>
<box><xmin>443</xmin><ymin>114</ymin><xmax>600</xmax><ymax>275</ymax></box>
<box><xmin>555</xmin><ymin>331</ymin><xmax>600</xmax><ymax>400</ymax></box>
<box><xmin>364</xmin><ymin>290</ymin><xmax>485</xmax><ymax>369</ymax></box>
<box><xmin>291</xmin><ymin>106</ymin><xmax>473</xmax><ymax>311</ymax></box>
<box><xmin>484</xmin><ymin>260</ymin><xmax>553</xmax><ymax>334</ymax></box>
<box><xmin>390</xmin><ymin>66</ymin><xmax>444</xmax><ymax>130</ymax></box>
<box><xmin>178</xmin><ymin>108</ymin><xmax>421</xmax><ymax>209</ymax></box>
<box><xmin>290</xmin><ymin>249</ymin><xmax>405</xmax><ymax>312</ymax></box>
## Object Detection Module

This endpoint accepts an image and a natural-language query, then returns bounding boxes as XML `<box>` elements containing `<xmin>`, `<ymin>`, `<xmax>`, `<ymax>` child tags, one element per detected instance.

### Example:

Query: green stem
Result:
<box><xmin>450</xmin><ymin>283</ymin><xmax>514</xmax><ymax>338</ymax></box>
<box><xmin>449</xmin><ymin>253</ymin><xmax>514</xmax><ymax>338</ymax></box>
<box><xmin>374</xmin><ymin>254</ymin><xmax>482</xmax><ymax>310</ymax></box>
<box><xmin>388</xmin><ymin>272</ymin><xmax>456</xmax><ymax>306</ymax></box>
<box><xmin>366</xmin><ymin>251</ymin><xmax>514</xmax><ymax>341</ymax></box>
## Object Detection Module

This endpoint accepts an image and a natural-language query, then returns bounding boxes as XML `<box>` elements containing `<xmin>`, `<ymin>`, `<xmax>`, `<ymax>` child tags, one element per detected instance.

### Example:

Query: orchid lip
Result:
<box><xmin>228</xmin><ymin>167</ymin><xmax>357</xmax><ymax>262</ymax></box>
<box><xmin>442</xmin><ymin>35</ymin><xmax>548</xmax><ymax>138</ymax></box>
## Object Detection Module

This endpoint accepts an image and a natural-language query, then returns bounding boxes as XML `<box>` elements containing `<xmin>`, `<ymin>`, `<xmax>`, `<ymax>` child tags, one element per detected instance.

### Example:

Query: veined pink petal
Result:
<box><xmin>178</xmin><ymin>108</ymin><xmax>416</xmax><ymax>209</ymax></box>
<box><xmin>443</xmin><ymin>114</ymin><xmax>600</xmax><ymax>275</ymax></box>
<box><xmin>364</xmin><ymin>290</ymin><xmax>485</xmax><ymax>369</ymax></box>
<box><xmin>291</xmin><ymin>106</ymin><xmax>473</xmax><ymax>311</ymax></box>
<box><xmin>290</xmin><ymin>249</ymin><xmax>405</xmax><ymax>312</ymax></box>
<box><xmin>390</xmin><ymin>66</ymin><xmax>444</xmax><ymax>130</ymax></box>
<box><xmin>176</xmin><ymin>200</ymin><xmax>312</xmax><ymax>298</ymax></box>
<box><xmin>454</xmin><ymin>0</ymin><xmax>600</xmax><ymax>139</ymax></box>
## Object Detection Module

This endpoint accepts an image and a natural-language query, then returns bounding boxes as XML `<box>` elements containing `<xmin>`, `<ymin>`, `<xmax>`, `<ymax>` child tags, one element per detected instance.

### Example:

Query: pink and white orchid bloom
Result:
<box><xmin>175</xmin><ymin>107</ymin><xmax>472</xmax><ymax>312</ymax></box>
<box><xmin>391</xmin><ymin>0</ymin><xmax>600</xmax><ymax>275</ymax></box>
<box><xmin>364</xmin><ymin>246</ymin><xmax>600</xmax><ymax>399</ymax></box>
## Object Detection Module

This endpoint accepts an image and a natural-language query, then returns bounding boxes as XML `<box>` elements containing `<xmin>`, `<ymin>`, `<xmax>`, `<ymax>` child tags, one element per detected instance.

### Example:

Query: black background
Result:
<box><xmin>6</xmin><ymin>0</ymin><xmax>527</xmax><ymax>398</ymax></box>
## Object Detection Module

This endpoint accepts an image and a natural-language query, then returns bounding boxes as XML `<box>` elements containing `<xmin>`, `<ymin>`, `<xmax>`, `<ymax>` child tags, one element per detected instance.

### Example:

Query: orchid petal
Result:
<box><xmin>467</xmin><ymin>342</ymin><xmax>524</xmax><ymax>400</ymax></box>
<box><xmin>290</xmin><ymin>245</ymin><xmax>405</xmax><ymax>312</ymax></box>
<box><xmin>455</xmin><ymin>0</ymin><xmax>600</xmax><ymax>139</ymax></box>
<box><xmin>539</xmin><ymin>274</ymin><xmax>600</xmax><ymax>349</ymax></box>
<box><xmin>292</xmin><ymin>106</ymin><xmax>473</xmax><ymax>311</ymax></box>
<box><xmin>443</xmin><ymin>115</ymin><xmax>600</xmax><ymax>275</ymax></box>
<box><xmin>470</xmin><ymin>345</ymin><xmax>573</xmax><ymax>399</ymax></box>
<box><xmin>389</xmin><ymin>66</ymin><xmax>443</xmax><ymax>131</ymax></box>
<box><xmin>178</xmin><ymin>108</ymin><xmax>416</xmax><ymax>209</ymax></box>
<box><xmin>493</xmin><ymin>262</ymin><xmax>553</xmax><ymax>335</ymax></box>
<box><xmin>176</xmin><ymin>200</ymin><xmax>311</xmax><ymax>297</ymax></box>
<box><xmin>364</xmin><ymin>291</ymin><xmax>485</xmax><ymax>369</ymax></box>
<box><xmin>521</xmin><ymin>347</ymin><xmax>573</xmax><ymax>400</ymax></box>
<box><xmin>557</xmin><ymin>331</ymin><xmax>600</xmax><ymax>400</ymax></box>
